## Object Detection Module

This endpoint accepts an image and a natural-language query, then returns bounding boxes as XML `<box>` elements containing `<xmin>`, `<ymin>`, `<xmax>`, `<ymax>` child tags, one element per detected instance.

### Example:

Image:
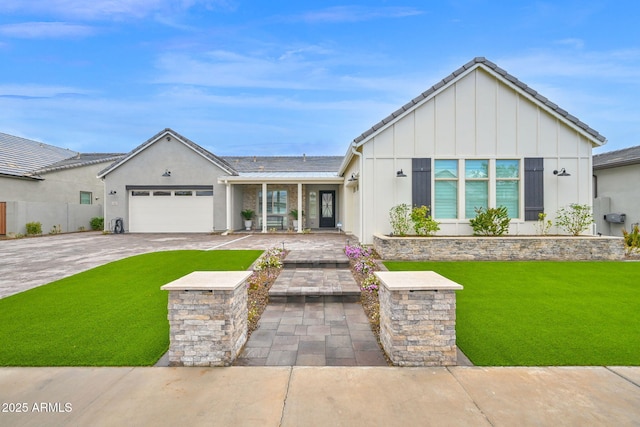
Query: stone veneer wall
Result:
<box><xmin>373</xmin><ymin>234</ymin><xmax>626</xmax><ymax>261</ymax></box>
<box><xmin>165</xmin><ymin>284</ymin><xmax>247</xmax><ymax>367</ymax></box>
<box><xmin>377</xmin><ymin>273</ymin><xmax>460</xmax><ymax>366</ymax></box>
<box><xmin>243</xmin><ymin>184</ymin><xmax>305</xmax><ymax>229</ymax></box>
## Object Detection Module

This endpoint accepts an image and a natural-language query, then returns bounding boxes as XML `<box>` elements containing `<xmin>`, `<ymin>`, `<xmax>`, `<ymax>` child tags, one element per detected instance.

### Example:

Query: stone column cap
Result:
<box><xmin>161</xmin><ymin>271</ymin><xmax>252</xmax><ymax>291</ymax></box>
<box><xmin>375</xmin><ymin>271</ymin><xmax>463</xmax><ymax>291</ymax></box>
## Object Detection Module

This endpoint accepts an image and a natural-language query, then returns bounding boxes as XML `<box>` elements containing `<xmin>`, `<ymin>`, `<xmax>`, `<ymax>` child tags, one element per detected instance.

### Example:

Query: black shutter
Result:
<box><xmin>412</xmin><ymin>158</ymin><xmax>431</xmax><ymax>208</ymax></box>
<box><xmin>524</xmin><ymin>158</ymin><xmax>544</xmax><ymax>221</ymax></box>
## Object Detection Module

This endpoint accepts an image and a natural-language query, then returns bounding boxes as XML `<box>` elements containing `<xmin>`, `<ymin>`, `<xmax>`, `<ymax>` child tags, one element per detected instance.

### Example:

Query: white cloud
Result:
<box><xmin>281</xmin><ymin>6</ymin><xmax>424</xmax><ymax>24</ymax></box>
<box><xmin>0</xmin><ymin>22</ymin><xmax>95</xmax><ymax>38</ymax></box>
<box><xmin>0</xmin><ymin>84</ymin><xmax>93</xmax><ymax>98</ymax></box>
<box><xmin>0</xmin><ymin>0</ymin><xmax>235</xmax><ymax>21</ymax></box>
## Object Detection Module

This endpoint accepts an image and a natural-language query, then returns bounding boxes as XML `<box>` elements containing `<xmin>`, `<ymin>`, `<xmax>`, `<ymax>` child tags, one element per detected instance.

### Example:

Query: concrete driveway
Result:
<box><xmin>0</xmin><ymin>232</ymin><xmax>350</xmax><ymax>299</ymax></box>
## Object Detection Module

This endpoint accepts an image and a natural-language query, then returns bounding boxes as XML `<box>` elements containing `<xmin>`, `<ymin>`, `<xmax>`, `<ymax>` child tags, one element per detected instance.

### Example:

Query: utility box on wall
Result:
<box><xmin>604</xmin><ymin>213</ymin><xmax>626</xmax><ymax>223</ymax></box>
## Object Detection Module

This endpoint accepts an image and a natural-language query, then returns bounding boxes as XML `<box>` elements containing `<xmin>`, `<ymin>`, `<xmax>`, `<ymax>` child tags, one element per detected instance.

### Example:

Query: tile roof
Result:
<box><xmin>0</xmin><ymin>132</ymin><xmax>77</xmax><ymax>178</ymax></box>
<box><xmin>352</xmin><ymin>57</ymin><xmax>607</xmax><ymax>145</ymax></box>
<box><xmin>223</xmin><ymin>156</ymin><xmax>343</xmax><ymax>173</ymax></box>
<box><xmin>593</xmin><ymin>145</ymin><xmax>640</xmax><ymax>169</ymax></box>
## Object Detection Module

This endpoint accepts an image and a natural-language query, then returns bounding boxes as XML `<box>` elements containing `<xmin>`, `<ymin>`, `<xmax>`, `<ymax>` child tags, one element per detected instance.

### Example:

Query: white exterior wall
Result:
<box><xmin>355</xmin><ymin>68</ymin><xmax>596</xmax><ymax>244</ymax></box>
<box><xmin>593</xmin><ymin>164</ymin><xmax>640</xmax><ymax>236</ymax></box>
<box><xmin>102</xmin><ymin>136</ymin><xmax>229</xmax><ymax>232</ymax></box>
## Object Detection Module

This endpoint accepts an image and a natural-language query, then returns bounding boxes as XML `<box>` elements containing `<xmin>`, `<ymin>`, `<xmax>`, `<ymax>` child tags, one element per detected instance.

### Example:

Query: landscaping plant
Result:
<box><xmin>556</xmin><ymin>203</ymin><xmax>594</xmax><ymax>236</ymax></box>
<box><xmin>388</xmin><ymin>203</ymin><xmax>411</xmax><ymax>236</ymax></box>
<box><xmin>410</xmin><ymin>205</ymin><xmax>440</xmax><ymax>236</ymax></box>
<box><xmin>468</xmin><ymin>206</ymin><xmax>510</xmax><ymax>236</ymax></box>
<box><xmin>534</xmin><ymin>212</ymin><xmax>553</xmax><ymax>235</ymax></box>
<box><xmin>90</xmin><ymin>217</ymin><xmax>104</xmax><ymax>231</ymax></box>
<box><xmin>623</xmin><ymin>224</ymin><xmax>640</xmax><ymax>255</ymax></box>
<box><xmin>25</xmin><ymin>221</ymin><xmax>42</xmax><ymax>236</ymax></box>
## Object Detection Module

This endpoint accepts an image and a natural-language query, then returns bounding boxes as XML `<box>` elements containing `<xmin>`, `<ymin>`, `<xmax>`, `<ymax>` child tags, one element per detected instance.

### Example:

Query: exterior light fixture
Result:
<box><xmin>162</xmin><ymin>169</ymin><xmax>171</xmax><ymax>177</ymax></box>
<box><xmin>396</xmin><ymin>169</ymin><xmax>407</xmax><ymax>177</ymax></box>
<box><xmin>348</xmin><ymin>173</ymin><xmax>358</xmax><ymax>182</ymax></box>
<box><xmin>109</xmin><ymin>190</ymin><xmax>117</xmax><ymax>195</ymax></box>
<box><xmin>553</xmin><ymin>168</ymin><xmax>570</xmax><ymax>177</ymax></box>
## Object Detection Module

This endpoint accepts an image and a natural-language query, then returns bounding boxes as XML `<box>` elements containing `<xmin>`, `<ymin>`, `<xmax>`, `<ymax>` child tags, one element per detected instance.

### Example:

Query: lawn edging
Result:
<box><xmin>374</xmin><ymin>233</ymin><xmax>626</xmax><ymax>261</ymax></box>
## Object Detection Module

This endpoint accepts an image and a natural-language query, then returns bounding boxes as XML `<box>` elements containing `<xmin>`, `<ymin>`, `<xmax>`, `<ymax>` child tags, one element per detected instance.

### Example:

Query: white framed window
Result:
<box><xmin>434</xmin><ymin>160</ymin><xmax>458</xmax><ymax>219</ymax></box>
<box><xmin>496</xmin><ymin>159</ymin><xmax>520</xmax><ymax>218</ymax></box>
<box><xmin>465</xmin><ymin>159</ymin><xmax>489</xmax><ymax>218</ymax></box>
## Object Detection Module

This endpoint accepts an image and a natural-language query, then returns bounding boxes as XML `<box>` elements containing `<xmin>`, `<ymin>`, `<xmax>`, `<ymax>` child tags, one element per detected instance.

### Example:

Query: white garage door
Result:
<box><xmin>129</xmin><ymin>188</ymin><xmax>214</xmax><ymax>232</ymax></box>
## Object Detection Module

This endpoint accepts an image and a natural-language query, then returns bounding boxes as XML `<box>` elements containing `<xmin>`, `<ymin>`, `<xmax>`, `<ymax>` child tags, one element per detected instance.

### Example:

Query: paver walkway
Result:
<box><xmin>235</xmin><ymin>248</ymin><xmax>388</xmax><ymax>366</ymax></box>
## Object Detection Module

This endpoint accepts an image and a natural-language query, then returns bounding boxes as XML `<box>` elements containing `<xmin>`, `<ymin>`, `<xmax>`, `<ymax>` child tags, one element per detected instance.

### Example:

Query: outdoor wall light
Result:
<box><xmin>396</xmin><ymin>169</ymin><xmax>407</xmax><ymax>177</ymax></box>
<box><xmin>553</xmin><ymin>168</ymin><xmax>570</xmax><ymax>177</ymax></box>
<box><xmin>348</xmin><ymin>173</ymin><xmax>358</xmax><ymax>182</ymax></box>
<box><xmin>162</xmin><ymin>169</ymin><xmax>171</xmax><ymax>177</ymax></box>
<box><xmin>109</xmin><ymin>190</ymin><xmax>117</xmax><ymax>195</ymax></box>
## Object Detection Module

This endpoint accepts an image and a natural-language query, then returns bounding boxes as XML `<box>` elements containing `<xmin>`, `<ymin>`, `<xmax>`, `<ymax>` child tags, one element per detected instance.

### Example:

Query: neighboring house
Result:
<box><xmin>593</xmin><ymin>145</ymin><xmax>640</xmax><ymax>236</ymax></box>
<box><xmin>339</xmin><ymin>57</ymin><xmax>606</xmax><ymax>243</ymax></box>
<box><xmin>0</xmin><ymin>132</ymin><xmax>123</xmax><ymax>236</ymax></box>
<box><xmin>97</xmin><ymin>129</ymin><xmax>344</xmax><ymax>233</ymax></box>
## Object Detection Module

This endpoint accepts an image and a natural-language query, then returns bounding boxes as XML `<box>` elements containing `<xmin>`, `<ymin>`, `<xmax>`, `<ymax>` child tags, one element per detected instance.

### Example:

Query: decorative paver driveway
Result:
<box><xmin>0</xmin><ymin>232</ymin><xmax>350</xmax><ymax>298</ymax></box>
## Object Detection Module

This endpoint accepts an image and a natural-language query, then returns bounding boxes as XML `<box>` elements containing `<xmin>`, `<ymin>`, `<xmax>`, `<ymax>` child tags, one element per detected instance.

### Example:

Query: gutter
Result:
<box><xmin>351</xmin><ymin>144</ymin><xmax>364</xmax><ymax>243</ymax></box>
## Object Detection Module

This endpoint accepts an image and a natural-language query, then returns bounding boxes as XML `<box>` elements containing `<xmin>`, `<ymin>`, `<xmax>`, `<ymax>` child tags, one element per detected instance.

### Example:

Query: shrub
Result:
<box><xmin>534</xmin><ymin>212</ymin><xmax>553</xmax><ymax>235</ymax></box>
<box><xmin>25</xmin><ymin>222</ymin><xmax>42</xmax><ymax>236</ymax></box>
<box><xmin>254</xmin><ymin>247</ymin><xmax>284</xmax><ymax>270</ymax></box>
<box><xmin>469</xmin><ymin>206</ymin><xmax>510</xmax><ymax>236</ymax></box>
<box><xmin>556</xmin><ymin>204</ymin><xmax>594</xmax><ymax>236</ymax></box>
<box><xmin>49</xmin><ymin>224</ymin><xmax>62</xmax><ymax>234</ymax></box>
<box><xmin>90</xmin><ymin>217</ymin><xmax>104</xmax><ymax>231</ymax></box>
<box><xmin>389</xmin><ymin>203</ymin><xmax>411</xmax><ymax>236</ymax></box>
<box><xmin>622</xmin><ymin>225</ymin><xmax>640</xmax><ymax>256</ymax></box>
<box><xmin>410</xmin><ymin>205</ymin><xmax>440</xmax><ymax>236</ymax></box>
<box><xmin>344</xmin><ymin>243</ymin><xmax>372</xmax><ymax>259</ymax></box>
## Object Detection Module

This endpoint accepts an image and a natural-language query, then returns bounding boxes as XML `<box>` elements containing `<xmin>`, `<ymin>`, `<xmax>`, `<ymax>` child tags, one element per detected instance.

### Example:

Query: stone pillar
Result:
<box><xmin>161</xmin><ymin>271</ymin><xmax>252</xmax><ymax>367</ymax></box>
<box><xmin>375</xmin><ymin>271</ymin><xmax>463</xmax><ymax>366</ymax></box>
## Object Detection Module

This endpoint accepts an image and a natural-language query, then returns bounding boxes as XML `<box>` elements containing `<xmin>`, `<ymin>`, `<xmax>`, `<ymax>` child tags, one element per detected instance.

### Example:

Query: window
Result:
<box><xmin>434</xmin><ymin>160</ymin><xmax>458</xmax><ymax>219</ymax></box>
<box><xmin>153</xmin><ymin>191</ymin><xmax>171</xmax><ymax>196</ymax></box>
<box><xmin>131</xmin><ymin>191</ymin><xmax>150</xmax><ymax>196</ymax></box>
<box><xmin>196</xmin><ymin>190</ymin><xmax>213</xmax><ymax>196</ymax></box>
<box><xmin>80</xmin><ymin>191</ymin><xmax>92</xmax><ymax>205</ymax></box>
<box><xmin>175</xmin><ymin>190</ymin><xmax>193</xmax><ymax>196</ymax></box>
<box><xmin>465</xmin><ymin>160</ymin><xmax>488</xmax><ymax>218</ymax></box>
<box><xmin>496</xmin><ymin>160</ymin><xmax>520</xmax><ymax>218</ymax></box>
<box><xmin>258</xmin><ymin>190</ymin><xmax>287</xmax><ymax>214</ymax></box>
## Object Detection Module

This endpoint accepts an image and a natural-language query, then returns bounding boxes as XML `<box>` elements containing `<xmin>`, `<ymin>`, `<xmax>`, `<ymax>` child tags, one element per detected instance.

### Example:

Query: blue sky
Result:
<box><xmin>0</xmin><ymin>1</ymin><xmax>638</xmax><ymax>156</ymax></box>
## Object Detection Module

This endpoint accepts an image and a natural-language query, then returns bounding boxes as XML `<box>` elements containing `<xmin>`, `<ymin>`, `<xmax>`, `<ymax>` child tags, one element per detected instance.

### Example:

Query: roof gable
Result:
<box><xmin>97</xmin><ymin>129</ymin><xmax>237</xmax><ymax>178</ymax></box>
<box><xmin>352</xmin><ymin>57</ymin><xmax>606</xmax><ymax>147</ymax></box>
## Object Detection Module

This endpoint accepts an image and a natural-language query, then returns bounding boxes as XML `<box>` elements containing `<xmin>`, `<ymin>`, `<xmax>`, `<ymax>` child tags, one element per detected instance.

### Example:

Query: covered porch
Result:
<box><xmin>219</xmin><ymin>173</ymin><xmax>344</xmax><ymax>233</ymax></box>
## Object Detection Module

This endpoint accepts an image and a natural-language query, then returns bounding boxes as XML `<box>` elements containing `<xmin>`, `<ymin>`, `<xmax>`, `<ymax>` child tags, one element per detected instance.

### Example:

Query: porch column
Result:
<box><xmin>261</xmin><ymin>182</ymin><xmax>268</xmax><ymax>233</ymax></box>
<box><xmin>297</xmin><ymin>182</ymin><xmax>303</xmax><ymax>233</ymax></box>
<box><xmin>225</xmin><ymin>182</ymin><xmax>232</xmax><ymax>232</ymax></box>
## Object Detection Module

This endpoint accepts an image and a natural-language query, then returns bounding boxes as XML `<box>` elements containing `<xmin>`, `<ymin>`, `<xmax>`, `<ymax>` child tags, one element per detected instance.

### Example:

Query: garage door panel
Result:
<box><xmin>129</xmin><ymin>191</ymin><xmax>213</xmax><ymax>232</ymax></box>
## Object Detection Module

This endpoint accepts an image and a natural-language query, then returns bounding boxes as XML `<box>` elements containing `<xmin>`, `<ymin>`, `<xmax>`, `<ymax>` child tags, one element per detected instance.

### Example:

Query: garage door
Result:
<box><xmin>129</xmin><ymin>188</ymin><xmax>214</xmax><ymax>232</ymax></box>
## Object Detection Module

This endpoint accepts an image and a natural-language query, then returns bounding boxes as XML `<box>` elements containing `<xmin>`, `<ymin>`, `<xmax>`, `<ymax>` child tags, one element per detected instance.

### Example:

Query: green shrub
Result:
<box><xmin>389</xmin><ymin>204</ymin><xmax>411</xmax><ymax>236</ymax></box>
<box><xmin>90</xmin><ymin>217</ymin><xmax>104</xmax><ymax>231</ymax></box>
<box><xmin>623</xmin><ymin>225</ymin><xmax>640</xmax><ymax>256</ymax></box>
<box><xmin>556</xmin><ymin>204</ymin><xmax>594</xmax><ymax>236</ymax></box>
<box><xmin>410</xmin><ymin>205</ymin><xmax>440</xmax><ymax>236</ymax></box>
<box><xmin>25</xmin><ymin>222</ymin><xmax>42</xmax><ymax>236</ymax></box>
<box><xmin>534</xmin><ymin>212</ymin><xmax>553</xmax><ymax>235</ymax></box>
<box><xmin>469</xmin><ymin>206</ymin><xmax>510</xmax><ymax>236</ymax></box>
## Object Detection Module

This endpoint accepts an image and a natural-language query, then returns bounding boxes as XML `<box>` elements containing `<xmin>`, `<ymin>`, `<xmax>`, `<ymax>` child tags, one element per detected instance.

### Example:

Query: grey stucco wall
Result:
<box><xmin>593</xmin><ymin>164</ymin><xmax>640</xmax><ymax>237</ymax></box>
<box><xmin>102</xmin><ymin>136</ymin><xmax>230</xmax><ymax>232</ymax></box>
<box><xmin>1</xmin><ymin>163</ymin><xmax>108</xmax><ymax>235</ymax></box>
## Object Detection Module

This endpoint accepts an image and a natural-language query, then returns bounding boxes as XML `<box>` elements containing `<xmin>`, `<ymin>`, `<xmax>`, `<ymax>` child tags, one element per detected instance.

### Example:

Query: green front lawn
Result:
<box><xmin>384</xmin><ymin>261</ymin><xmax>640</xmax><ymax>366</ymax></box>
<box><xmin>0</xmin><ymin>250</ymin><xmax>261</xmax><ymax>366</ymax></box>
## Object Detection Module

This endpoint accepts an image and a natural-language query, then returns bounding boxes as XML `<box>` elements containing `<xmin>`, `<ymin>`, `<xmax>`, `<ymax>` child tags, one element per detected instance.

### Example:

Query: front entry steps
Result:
<box><xmin>282</xmin><ymin>250</ymin><xmax>350</xmax><ymax>269</ymax></box>
<box><xmin>270</xmin><ymin>250</ymin><xmax>359</xmax><ymax>303</ymax></box>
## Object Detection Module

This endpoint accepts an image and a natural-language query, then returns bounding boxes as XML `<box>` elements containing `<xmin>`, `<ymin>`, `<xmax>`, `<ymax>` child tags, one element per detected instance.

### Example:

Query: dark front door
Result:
<box><xmin>319</xmin><ymin>191</ymin><xmax>335</xmax><ymax>228</ymax></box>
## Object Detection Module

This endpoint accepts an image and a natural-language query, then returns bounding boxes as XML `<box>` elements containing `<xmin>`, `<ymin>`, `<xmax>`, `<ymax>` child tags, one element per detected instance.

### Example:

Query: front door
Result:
<box><xmin>319</xmin><ymin>191</ymin><xmax>335</xmax><ymax>228</ymax></box>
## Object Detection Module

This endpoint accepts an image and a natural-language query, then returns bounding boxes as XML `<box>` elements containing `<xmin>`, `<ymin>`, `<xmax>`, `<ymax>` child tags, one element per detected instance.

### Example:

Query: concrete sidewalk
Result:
<box><xmin>0</xmin><ymin>366</ymin><xmax>638</xmax><ymax>426</ymax></box>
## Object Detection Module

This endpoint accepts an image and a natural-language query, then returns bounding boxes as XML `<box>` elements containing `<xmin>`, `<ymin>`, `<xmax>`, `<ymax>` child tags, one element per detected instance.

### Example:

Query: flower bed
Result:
<box><xmin>246</xmin><ymin>247</ymin><xmax>286</xmax><ymax>336</ymax></box>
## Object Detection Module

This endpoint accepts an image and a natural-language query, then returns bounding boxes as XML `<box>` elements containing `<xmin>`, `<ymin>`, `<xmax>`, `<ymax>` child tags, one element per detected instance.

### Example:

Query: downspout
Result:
<box><xmin>351</xmin><ymin>144</ymin><xmax>363</xmax><ymax>243</ymax></box>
